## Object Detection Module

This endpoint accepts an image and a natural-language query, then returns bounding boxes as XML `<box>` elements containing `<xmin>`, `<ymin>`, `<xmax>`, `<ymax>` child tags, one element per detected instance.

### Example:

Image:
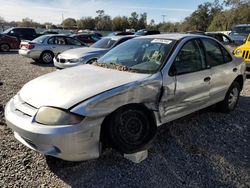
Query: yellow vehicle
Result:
<box><xmin>233</xmin><ymin>34</ymin><xmax>250</xmax><ymax>74</ymax></box>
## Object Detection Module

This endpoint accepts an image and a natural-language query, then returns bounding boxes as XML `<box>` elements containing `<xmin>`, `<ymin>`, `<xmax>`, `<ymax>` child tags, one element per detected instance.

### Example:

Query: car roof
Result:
<box><xmin>138</xmin><ymin>33</ymin><xmax>205</xmax><ymax>40</ymax></box>
<box><xmin>103</xmin><ymin>35</ymin><xmax>135</xmax><ymax>41</ymax></box>
<box><xmin>42</xmin><ymin>34</ymin><xmax>69</xmax><ymax>37</ymax></box>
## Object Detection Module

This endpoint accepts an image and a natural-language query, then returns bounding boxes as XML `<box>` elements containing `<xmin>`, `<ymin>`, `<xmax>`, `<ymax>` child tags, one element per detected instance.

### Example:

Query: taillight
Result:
<box><xmin>20</xmin><ymin>44</ymin><xmax>35</xmax><ymax>49</ymax></box>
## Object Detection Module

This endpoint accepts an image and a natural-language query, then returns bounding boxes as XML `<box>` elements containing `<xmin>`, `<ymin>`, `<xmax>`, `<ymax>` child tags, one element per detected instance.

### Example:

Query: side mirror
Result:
<box><xmin>169</xmin><ymin>65</ymin><xmax>177</xmax><ymax>76</ymax></box>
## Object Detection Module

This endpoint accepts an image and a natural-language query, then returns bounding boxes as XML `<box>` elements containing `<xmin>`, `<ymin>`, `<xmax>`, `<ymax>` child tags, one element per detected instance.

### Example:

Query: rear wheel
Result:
<box><xmin>0</xmin><ymin>44</ymin><xmax>10</xmax><ymax>52</ymax></box>
<box><xmin>216</xmin><ymin>81</ymin><xmax>240</xmax><ymax>113</ymax></box>
<box><xmin>40</xmin><ymin>51</ymin><xmax>54</xmax><ymax>64</ymax></box>
<box><xmin>107</xmin><ymin>106</ymin><xmax>156</xmax><ymax>154</ymax></box>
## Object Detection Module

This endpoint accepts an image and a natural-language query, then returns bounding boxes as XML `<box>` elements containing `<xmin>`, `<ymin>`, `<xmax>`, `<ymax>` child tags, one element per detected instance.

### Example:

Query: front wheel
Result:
<box><xmin>107</xmin><ymin>106</ymin><xmax>156</xmax><ymax>154</ymax></box>
<box><xmin>0</xmin><ymin>44</ymin><xmax>10</xmax><ymax>52</ymax></box>
<box><xmin>216</xmin><ymin>81</ymin><xmax>240</xmax><ymax>113</ymax></box>
<box><xmin>40</xmin><ymin>51</ymin><xmax>54</xmax><ymax>64</ymax></box>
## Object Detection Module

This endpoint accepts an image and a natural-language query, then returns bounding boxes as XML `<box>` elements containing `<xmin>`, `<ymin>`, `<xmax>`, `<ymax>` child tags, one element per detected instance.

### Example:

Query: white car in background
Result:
<box><xmin>19</xmin><ymin>34</ymin><xmax>85</xmax><ymax>64</ymax></box>
<box><xmin>53</xmin><ymin>36</ymin><xmax>135</xmax><ymax>69</ymax></box>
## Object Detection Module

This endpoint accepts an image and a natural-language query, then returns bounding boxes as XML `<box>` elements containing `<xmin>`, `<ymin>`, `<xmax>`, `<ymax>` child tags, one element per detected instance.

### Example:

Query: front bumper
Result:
<box><xmin>4</xmin><ymin>95</ymin><xmax>102</xmax><ymax>161</ymax></box>
<box><xmin>53</xmin><ymin>57</ymin><xmax>82</xmax><ymax>69</ymax></box>
<box><xmin>19</xmin><ymin>49</ymin><xmax>41</xmax><ymax>59</ymax></box>
<box><xmin>246</xmin><ymin>62</ymin><xmax>250</xmax><ymax>75</ymax></box>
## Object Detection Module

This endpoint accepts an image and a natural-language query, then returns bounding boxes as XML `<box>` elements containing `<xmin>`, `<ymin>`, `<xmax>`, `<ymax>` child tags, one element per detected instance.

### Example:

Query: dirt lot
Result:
<box><xmin>0</xmin><ymin>52</ymin><xmax>250</xmax><ymax>187</ymax></box>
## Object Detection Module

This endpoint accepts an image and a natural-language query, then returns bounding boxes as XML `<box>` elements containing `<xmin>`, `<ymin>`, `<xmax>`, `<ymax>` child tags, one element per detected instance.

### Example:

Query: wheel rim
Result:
<box><xmin>118</xmin><ymin>110</ymin><xmax>149</xmax><ymax>146</ymax></box>
<box><xmin>228</xmin><ymin>87</ymin><xmax>239</xmax><ymax>109</ymax></box>
<box><xmin>42</xmin><ymin>53</ymin><xmax>52</xmax><ymax>63</ymax></box>
<box><xmin>1</xmin><ymin>44</ymin><xmax>10</xmax><ymax>52</ymax></box>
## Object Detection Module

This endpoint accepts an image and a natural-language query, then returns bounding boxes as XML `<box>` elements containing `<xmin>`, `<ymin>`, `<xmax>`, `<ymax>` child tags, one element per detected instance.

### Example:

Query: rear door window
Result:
<box><xmin>202</xmin><ymin>38</ymin><xmax>225</xmax><ymax>67</ymax></box>
<box><xmin>48</xmin><ymin>37</ymin><xmax>66</xmax><ymax>45</ymax></box>
<box><xmin>66</xmin><ymin>37</ymin><xmax>82</xmax><ymax>45</ymax></box>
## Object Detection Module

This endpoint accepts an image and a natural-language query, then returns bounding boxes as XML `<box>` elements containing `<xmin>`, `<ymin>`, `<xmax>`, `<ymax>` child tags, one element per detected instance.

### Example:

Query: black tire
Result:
<box><xmin>0</xmin><ymin>43</ymin><xmax>10</xmax><ymax>52</ymax></box>
<box><xmin>216</xmin><ymin>81</ymin><xmax>240</xmax><ymax>113</ymax></box>
<box><xmin>40</xmin><ymin>51</ymin><xmax>54</xmax><ymax>64</ymax></box>
<box><xmin>107</xmin><ymin>106</ymin><xmax>156</xmax><ymax>154</ymax></box>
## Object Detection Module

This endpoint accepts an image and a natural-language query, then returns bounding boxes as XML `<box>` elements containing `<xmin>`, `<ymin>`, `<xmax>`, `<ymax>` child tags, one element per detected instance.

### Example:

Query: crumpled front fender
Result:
<box><xmin>70</xmin><ymin>73</ymin><xmax>163</xmax><ymax>124</ymax></box>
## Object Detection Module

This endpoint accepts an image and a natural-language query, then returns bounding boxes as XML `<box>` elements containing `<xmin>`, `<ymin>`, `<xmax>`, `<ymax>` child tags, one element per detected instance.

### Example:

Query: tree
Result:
<box><xmin>94</xmin><ymin>10</ymin><xmax>112</xmax><ymax>30</ymax></box>
<box><xmin>112</xmin><ymin>16</ymin><xmax>130</xmax><ymax>31</ymax></box>
<box><xmin>62</xmin><ymin>18</ymin><xmax>77</xmax><ymax>28</ymax></box>
<box><xmin>147</xmin><ymin>19</ymin><xmax>156</xmax><ymax>29</ymax></box>
<box><xmin>180</xmin><ymin>0</ymin><xmax>222</xmax><ymax>31</ymax></box>
<box><xmin>129</xmin><ymin>12</ymin><xmax>139</xmax><ymax>30</ymax></box>
<box><xmin>77</xmin><ymin>17</ymin><xmax>96</xmax><ymax>30</ymax></box>
<box><xmin>138</xmin><ymin>13</ymin><xmax>147</xmax><ymax>29</ymax></box>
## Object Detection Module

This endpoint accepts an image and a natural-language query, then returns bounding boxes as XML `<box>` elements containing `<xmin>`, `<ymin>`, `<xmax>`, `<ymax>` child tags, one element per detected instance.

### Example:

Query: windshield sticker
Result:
<box><xmin>151</xmin><ymin>39</ymin><xmax>172</xmax><ymax>44</ymax></box>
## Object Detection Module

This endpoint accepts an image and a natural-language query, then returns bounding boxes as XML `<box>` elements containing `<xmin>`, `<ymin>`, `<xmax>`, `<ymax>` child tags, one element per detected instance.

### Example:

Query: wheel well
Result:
<box><xmin>40</xmin><ymin>50</ymin><xmax>54</xmax><ymax>57</ymax></box>
<box><xmin>100</xmin><ymin>103</ymin><xmax>157</xmax><ymax>149</ymax></box>
<box><xmin>87</xmin><ymin>58</ymin><xmax>97</xmax><ymax>64</ymax></box>
<box><xmin>233</xmin><ymin>75</ymin><xmax>244</xmax><ymax>91</ymax></box>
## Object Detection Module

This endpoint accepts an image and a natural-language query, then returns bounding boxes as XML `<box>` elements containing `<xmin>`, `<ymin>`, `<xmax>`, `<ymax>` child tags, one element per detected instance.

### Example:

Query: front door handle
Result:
<box><xmin>204</xmin><ymin>77</ymin><xmax>211</xmax><ymax>82</ymax></box>
<box><xmin>233</xmin><ymin>68</ymin><xmax>238</xmax><ymax>72</ymax></box>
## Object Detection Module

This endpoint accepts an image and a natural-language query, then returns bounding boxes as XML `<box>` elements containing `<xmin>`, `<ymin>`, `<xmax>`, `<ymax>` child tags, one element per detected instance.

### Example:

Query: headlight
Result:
<box><xmin>235</xmin><ymin>49</ymin><xmax>242</xmax><ymax>55</ymax></box>
<box><xmin>69</xmin><ymin>58</ymin><xmax>79</xmax><ymax>63</ymax></box>
<box><xmin>35</xmin><ymin>107</ymin><xmax>84</xmax><ymax>125</ymax></box>
<box><xmin>69</xmin><ymin>57</ymin><xmax>86</xmax><ymax>63</ymax></box>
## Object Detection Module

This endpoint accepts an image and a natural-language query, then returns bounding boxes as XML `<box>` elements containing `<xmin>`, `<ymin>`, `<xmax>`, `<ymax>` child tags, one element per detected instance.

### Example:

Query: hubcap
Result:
<box><xmin>43</xmin><ymin>53</ymin><xmax>52</xmax><ymax>63</ymax></box>
<box><xmin>1</xmin><ymin>44</ymin><xmax>9</xmax><ymax>52</ymax></box>
<box><xmin>228</xmin><ymin>87</ymin><xmax>239</xmax><ymax>109</ymax></box>
<box><xmin>119</xmin><ymin>110</ymin><xmax>147</xmax><ymax>145</ymax></box>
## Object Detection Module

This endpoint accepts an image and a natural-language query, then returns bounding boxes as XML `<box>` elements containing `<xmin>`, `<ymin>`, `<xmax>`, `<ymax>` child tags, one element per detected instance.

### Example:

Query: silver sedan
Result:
<box><xmin>19</xmin><ymin>34</ymin><xmax>85</xmax><ymax>63</ymax></box>
<box><xmin>54</xmin><ymin>36</ymin><xmax>134</xmax><ymax>69</ymax></box>
<box><xmin>5</xmin><ymin>34</ymin><xmax>246</xmax><ymax>161</ymax></box>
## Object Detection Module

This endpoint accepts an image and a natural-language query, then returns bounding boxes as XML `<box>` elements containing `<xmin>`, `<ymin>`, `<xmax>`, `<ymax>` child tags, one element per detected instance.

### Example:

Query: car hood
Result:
<box><xmin>19</xmin><ymin>65</ymin><xmax>150</xmax><ymax>109</ymax></box>
<box><xmin>59</xmin><ymin>47</ymin><xmax>108</xmax><ymax>59</ymax></box>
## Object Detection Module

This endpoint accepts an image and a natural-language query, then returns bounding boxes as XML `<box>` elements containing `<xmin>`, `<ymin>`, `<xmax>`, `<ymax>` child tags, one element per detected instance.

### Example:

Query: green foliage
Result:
<box><xmin>62</xmin><ymin>18</ymin><xmax>77</xmax><ymax>28</ymax></box>
<box><xmin>1</xmin><ymin>0</ymin><xmax>249</xmax><ymax>32</ymax></box>
<box><xmin>112</xmin><ymin>16</ymin><xmax>130</xmax><ymax>31</ymax></box>
<box><xmin>77</xmin><ymin>17</ymin><xmax>96</xmax><ymax>30</ymax></box>
<box><xmin>17</xmin><ymin>17</ymin><xmax>43</xmax><ymax>28</ymax></box>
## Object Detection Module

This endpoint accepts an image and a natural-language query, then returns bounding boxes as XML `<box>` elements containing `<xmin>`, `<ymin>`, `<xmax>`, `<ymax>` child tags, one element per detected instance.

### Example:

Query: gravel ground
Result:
<box><xmin>0</xmin><ymin>52</ymin><xmax>250</xmax><ymax>188</ymax></box>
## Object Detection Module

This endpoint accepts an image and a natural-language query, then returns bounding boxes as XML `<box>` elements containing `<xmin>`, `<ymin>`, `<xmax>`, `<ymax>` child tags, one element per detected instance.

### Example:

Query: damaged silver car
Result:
<box><xmin>5</xmin><ymin>34</ymin><xmax>246</xmax><ymax>161</ymax></box>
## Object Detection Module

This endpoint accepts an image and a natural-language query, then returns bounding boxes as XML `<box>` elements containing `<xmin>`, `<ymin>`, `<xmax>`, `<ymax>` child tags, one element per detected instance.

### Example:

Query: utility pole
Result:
<box><xmin>62</xmin><ymin>12</ymin><xmax>64</xmax><ymax>29</ymax></box>
<box><xmin>162</xmin><ymin>15</ymin><xmax>167</xmax><ymax>23</ymax></box>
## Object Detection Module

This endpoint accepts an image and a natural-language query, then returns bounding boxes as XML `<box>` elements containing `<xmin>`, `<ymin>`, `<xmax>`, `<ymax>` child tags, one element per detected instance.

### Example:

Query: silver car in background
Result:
<box><xmin>54</xmin><ymin>35</ymin><xmax>134</xmax><ymax>69</ymax></box>
<box><xmin>19</xmin><ymin>34</ymin><xmax>85</xmax><ymax>63</ymax></box>
<box><xmin>5</xmin><ymin>34</ymin><xmax>246</xmax><ymax>161</ymax></box>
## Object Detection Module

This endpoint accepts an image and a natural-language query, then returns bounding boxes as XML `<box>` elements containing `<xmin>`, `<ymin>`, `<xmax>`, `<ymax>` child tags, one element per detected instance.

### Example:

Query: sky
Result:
<box><xmin>0</xmin><ymin>0</ymin><xmax>218</xmax><ymax>24</ymax></box>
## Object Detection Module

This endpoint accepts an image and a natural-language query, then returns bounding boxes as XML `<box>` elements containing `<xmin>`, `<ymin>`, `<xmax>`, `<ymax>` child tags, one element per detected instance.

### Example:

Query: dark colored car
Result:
<box><xmin>41</xmin><ymin>30</ymin><xmax>59</xmax><ymax>35</ymax></box>
<box><xmin>205</xmin><ymin>32</ymin><xmax>234</xmax><ymax>44</ymax></box>
<box><xmin>0</xmin><ymin>34</ymin><xmax>20</xmax><ymax>52</ymax></box>
<box><xmin>3</xmin><ymin>27</ymin><xmax>38</xmax><ymax>41</ymax></box>
<box><xmin>229</xmin><ymin>24</ymin><xmax>250</xmax><ymax>44</ymax></box>
<box><xmin>135</xmin><ymin>29</ymin><xmax>160</xmax><ymax>36</ymax></box>
<box><xmin>71</xmin><ymin>33</ymin><xmax>101</xmax><ymax>46</ymax></box>
<box><xmin>108</xmin><ymin>31</ymin><xmax>135</xmax><ymax>36</ymax></box>
<box><xmin>186</xmin><ymin>31</ymin><xmax>237</xmax><ymax>52</ymax></box>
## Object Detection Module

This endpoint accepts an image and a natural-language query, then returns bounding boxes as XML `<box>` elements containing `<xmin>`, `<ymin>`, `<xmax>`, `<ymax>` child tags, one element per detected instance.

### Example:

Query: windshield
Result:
<box><xmin>96</xmin><ymin>38</ymin><xmax>175</xmax><ymax>74</ymax></box>
<box><xmin>3</xmin><ymin>28</ymin><xmax>12</xmax><ymax>34</ymax></box>
<box><xmin>32</xmin><ymin>35</ymin><xmax>48</xmax><ymax>43</ymax></box>
<box><xmin>232</xmin><ymin>26</ymin><xmax>250</xmax><ymax>35</ymax></box>
<box><xmin>91</xmin><ymin>38</ymin><xmax>116</xmax><ymax>49</ymax></box>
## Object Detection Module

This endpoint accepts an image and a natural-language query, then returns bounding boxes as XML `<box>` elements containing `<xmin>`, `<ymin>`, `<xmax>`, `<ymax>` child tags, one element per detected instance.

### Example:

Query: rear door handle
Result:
<box><xmin>233</xmin><ymin>68</ymin><xmax>238</xmax><ymax>72</ymax></box>
<box><xmin>204</xmin><ymin>77</ymin><xmax>211</xmax><ymax>82</ymax></box>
